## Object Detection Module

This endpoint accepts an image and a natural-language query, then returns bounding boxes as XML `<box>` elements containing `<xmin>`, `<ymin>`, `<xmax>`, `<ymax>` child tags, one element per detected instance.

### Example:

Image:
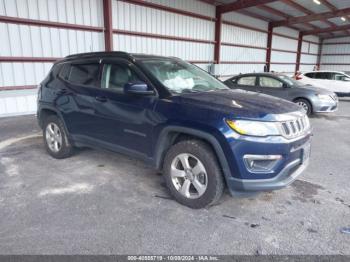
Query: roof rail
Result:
<box><xmin>64</xmin><ymin>51</ymin><xmax>133</xmax><ymax>60</ymax></box>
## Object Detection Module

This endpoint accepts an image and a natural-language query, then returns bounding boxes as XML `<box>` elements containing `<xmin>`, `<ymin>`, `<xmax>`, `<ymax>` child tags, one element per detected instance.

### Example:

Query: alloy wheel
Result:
<box><xmin>45</xmin><ymin>122</ymin><xmax>63</xmax><ymax>153</ymax></box>
<box><xmin>297</xmin><ymin>101</ymin><xmax>309</xmax><ymax>113</ymax></box>
<box><xmin>170</xmin><ymin>153</ymin><xmax>208</xmax><ymax>199</ymax></box>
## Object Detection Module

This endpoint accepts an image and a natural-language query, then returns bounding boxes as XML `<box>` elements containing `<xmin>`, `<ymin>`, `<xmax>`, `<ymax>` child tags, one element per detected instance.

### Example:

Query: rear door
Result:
<box><xmin>310</xmin><ymin>72</ymin><xmax>333</xmax><ymax>90</ymax></box>
<box><xmin>56</xmin><ymin>60</ymin><xmax>103</xmax><ymax>139</ymax></box>
<box><xmin>300</xmin><ymin>72</ymin><xmax>315</xmax><ymax>85</ymax></box>
<box><xmin>257</xmin><ymin>76</ymin><xmax>290</xmax><ymax>100</ymax></box>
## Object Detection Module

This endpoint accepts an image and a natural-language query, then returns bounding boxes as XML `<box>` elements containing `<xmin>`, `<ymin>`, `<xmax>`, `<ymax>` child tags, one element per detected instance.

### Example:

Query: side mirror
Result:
<box><xmin>283</xmin><ymin>83</ymin><xmax>289</xmax><ymax>88</ymax></box>
<box><xmin>343</xmin><ymin>77</ymin><xmax>350</xmax><ymax>82</ymax></box>
<box><xmin>124</xmin><ymin>82</ymin><xmax>154</xmax><ymax>95</ymax></box>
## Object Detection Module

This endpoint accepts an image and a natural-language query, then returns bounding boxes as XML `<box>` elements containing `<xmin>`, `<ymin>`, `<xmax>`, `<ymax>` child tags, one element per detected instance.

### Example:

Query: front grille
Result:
<box><xmin>280</xmin><ymin>116</ymin><xmax>310</xmax><ymax>139</ymax></box>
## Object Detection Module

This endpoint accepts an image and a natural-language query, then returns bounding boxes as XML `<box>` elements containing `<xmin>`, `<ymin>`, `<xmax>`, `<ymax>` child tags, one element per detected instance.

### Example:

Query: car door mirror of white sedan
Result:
<box><xmin>343</xmin><ymin>77</ymin><xmax>350</xmax><ymax>82</ymax></box>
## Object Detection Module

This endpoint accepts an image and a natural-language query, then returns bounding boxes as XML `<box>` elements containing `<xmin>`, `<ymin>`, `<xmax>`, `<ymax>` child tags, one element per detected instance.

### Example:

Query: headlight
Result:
<box><xmin>226</xmin><ymin>120</ymin><xmax>280</xmax><ymax>137</ymax></box>
<box><xmin>316</xmin><ymin>94</ymin><xmax>333</xmax><ymax>101</ymax></box>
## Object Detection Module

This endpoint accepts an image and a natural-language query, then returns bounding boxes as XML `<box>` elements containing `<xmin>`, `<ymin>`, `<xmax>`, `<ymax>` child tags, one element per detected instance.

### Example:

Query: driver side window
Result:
<box><xmin>101</xmin><ymin>64</ymin><xmax>141</xmax><ymax>92</ymax></box>
<box><xmin>333</xmin><ymin>73</ymin><xmax>348</xmax><ymax>81</ymax></box>
<box><xmin>259</xmin><ymin>77</ymin><xmax>283</xmax><ymax>88</ymax></box>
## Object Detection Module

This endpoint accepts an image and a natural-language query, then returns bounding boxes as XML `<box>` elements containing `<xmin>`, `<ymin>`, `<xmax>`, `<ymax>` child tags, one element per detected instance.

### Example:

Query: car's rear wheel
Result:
<box><xmin>294</xmin><ymin>98</ymin><xmax>312</xmax><ymax>116</ymax></box>
<box><xmin>163</xmin><ymin>139</ymin><xmax>224</xmax><ymax>209</ymax></box>
<box><xmin>43</xmin><ymin>115</ymin><xmax>74</xmax><ymax>159</ymax></box>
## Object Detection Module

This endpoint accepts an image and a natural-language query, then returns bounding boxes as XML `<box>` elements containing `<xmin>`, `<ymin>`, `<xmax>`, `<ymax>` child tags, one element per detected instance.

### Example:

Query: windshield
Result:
<box><xmin>277</xmin><ymin>75</ymin><xmax>304</xmax><ymax>87</ymax></box>
<box><xmin>140</xmin><ymin>59</ymin><xmax>228</xmax><ymax>94</ymax></box>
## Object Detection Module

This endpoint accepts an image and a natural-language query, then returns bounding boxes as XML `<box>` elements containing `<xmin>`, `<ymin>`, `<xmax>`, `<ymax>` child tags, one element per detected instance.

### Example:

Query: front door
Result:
<box><xmin>91</xmin><ymin>59</ymin><xmax>158</xmax><ymax>158</ymax></box>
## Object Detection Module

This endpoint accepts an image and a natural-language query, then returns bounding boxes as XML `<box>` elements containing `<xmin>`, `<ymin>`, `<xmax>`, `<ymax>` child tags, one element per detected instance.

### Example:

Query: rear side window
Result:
<box><xmin>313</xmin><ymin>72</ymin><xmax>332</xmax><ymax>79</ymax></box>
<box><xmin>304</xmin><ymin>73</ymin><xmax>315</xmax><ymax>78</ymax></box>
<box><xmin>68</xmin><ymin>64</ymin><xmax>100</xmax><ymax>86</ymax></box>
<box><xmin>60</xmin><ymin>63</ymin><xmax>100</xmax><ymax>87</ymax></box>
<box><xmin>237</xmin><ymin>76</ymin><xmax>256</xmax><ymax>86</ymax></box>
<box><xmin>259</xmin><ymin>76</ymin><xmax>283</xmax><ymax>88</ymax></box>
<box><xmin>59</xmin><ymin>64</ymin><xmax>71</xmax><ymax>80</ymax></box>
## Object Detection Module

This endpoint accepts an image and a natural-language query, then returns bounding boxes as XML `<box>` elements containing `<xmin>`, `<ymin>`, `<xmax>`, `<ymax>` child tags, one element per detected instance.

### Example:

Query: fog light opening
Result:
<box><xmin>243</xmin><ymin>155</ymin><xmax>282</xmax><ymax>173</ymax></box>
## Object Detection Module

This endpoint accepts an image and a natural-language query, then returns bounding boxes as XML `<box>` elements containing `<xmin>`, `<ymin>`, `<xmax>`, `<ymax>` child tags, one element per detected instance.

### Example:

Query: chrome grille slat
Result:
<box><xmin>280</xmin><ymin>115</ymin><xmax>310</xmax><ymax>139</ymax></box>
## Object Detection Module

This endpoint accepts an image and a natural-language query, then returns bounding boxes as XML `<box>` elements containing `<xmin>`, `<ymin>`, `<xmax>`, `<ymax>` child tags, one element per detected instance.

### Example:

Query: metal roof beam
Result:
<box><xmin>217</xmin><ymin>0</ymin><xmax>278</xmax><ymax>14</ymax></box>
<box><xmin>271</xmin><ymin>7</ymin><xmax>350</xmax><ymax>27</ymax></box>
<box><xmin>303</xmin><ymin>24</ymin><xmax>350</xmax><ymax>35</ymax></box>
<box><xmin>281</xmin><ymin>0</ymin><xmax>335</xmax><ymax>37</ymax></box>
<box><xmin>322</xmin><ymin>0</ymin><xmax>350</xmax><ymax>37</ymax></box>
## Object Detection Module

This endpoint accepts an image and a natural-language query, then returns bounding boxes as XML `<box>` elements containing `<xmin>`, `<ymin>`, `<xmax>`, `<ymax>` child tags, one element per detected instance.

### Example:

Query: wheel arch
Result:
<box><xmin>154</xmin><ymin>126</ymin><xmax>231</xmax><ymax>182</ymax></box>
<box><xmin>38</xmin><ymin>106</ymin><xmax>71</xmax><ymax>140</ymax></box>
<box><xmin>293</xmin><ymin>97</ymin><xmax>313</xmax><ymax>113</ymax></box>
<box><xmin>38</xmin><ymin>107</ymin><xmax>59</xmax><ymax>128</ymax></box>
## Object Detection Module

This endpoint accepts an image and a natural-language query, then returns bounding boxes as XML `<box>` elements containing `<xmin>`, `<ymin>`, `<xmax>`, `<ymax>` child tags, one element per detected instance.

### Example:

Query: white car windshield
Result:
<box><xmin>140</xmin><ymin>59</ymin><xmax>228</xmax><ymax>94</ymax></box>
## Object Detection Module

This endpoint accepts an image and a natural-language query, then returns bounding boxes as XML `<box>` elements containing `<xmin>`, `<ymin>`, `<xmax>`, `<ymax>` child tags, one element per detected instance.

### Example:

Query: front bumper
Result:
<box><xmin>226</xmin><ymin>157</ymin><xmax>309</xmax><ymax>192</ymax></box>
<box><xmin>223</xmin><ymin>131</ymin><xmax>311</xmax><ymax>194</ymax></box>
<box><xmin>312</xmin><ymin>97</ymin><xmax>338</xmax><ymax>113</ymax></box>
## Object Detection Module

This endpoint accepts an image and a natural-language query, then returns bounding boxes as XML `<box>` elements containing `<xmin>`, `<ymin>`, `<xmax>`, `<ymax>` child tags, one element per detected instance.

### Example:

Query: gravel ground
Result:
<box><xmin>0</xmin><ymin>100</ymin><xmax>349</xmax><ymax>255</ymax></box>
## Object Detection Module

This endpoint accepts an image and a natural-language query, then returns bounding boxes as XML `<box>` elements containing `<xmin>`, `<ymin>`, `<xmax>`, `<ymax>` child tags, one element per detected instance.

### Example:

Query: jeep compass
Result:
<box><xmin>37</xmin><ymin>52</ymin><xmax>312</xmax><ymax>208</ymax></box>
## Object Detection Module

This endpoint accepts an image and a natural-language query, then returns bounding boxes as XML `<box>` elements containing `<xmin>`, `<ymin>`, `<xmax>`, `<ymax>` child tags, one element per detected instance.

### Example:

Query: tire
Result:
<box><xmin>43</xmin><ymin>115</ymin><xmax>74</xmax><ymax>159</ymax></box>
<box><xmin>163</xmin><ymin>139</ymin><xmax>224</xmax><ymax>209</ymax></box>
<box><xmin>294</xmin><ymin>98</ymin><xmax>312</xmax><ymax>116</ymax></box>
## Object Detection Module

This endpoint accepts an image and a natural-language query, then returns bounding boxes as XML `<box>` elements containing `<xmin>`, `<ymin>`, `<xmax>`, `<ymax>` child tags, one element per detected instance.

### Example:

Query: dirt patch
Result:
<box><xmin>291</xmin><ymin>179</ymin><xmax>324</xmax><ymax>203</ymax></box>
<box><xmin>261</xmin><ymin>191</ymin><xmax>275</xmax><ymax>202</ymax></box>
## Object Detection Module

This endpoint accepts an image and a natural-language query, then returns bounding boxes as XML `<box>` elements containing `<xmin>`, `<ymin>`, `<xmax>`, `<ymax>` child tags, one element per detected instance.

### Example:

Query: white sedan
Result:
<box><xmin>296</xmin><ymin>71</ymin><xmax>350</xmax><ymax>97</ymax></box>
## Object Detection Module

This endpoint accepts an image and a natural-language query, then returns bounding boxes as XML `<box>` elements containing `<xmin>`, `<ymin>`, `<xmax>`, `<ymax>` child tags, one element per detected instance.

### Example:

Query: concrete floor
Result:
<box><xmin>0</xmin><ymin>100</ymin><xmax>349</xmax><ymax>255</ymax></box>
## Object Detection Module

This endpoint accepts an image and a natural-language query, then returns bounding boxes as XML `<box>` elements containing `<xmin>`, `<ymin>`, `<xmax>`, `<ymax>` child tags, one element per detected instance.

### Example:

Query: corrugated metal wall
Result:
<box><xmin>0</xmin><ymin>0</ymin><xmax>104</xmax><ymax>116</ymax></box>
<box><xmin>270</xmin><ymin>27</ymin><xmax>298</xmax><ymax>74</ymax></box>
<box><xmin>321</xmin><ymin>36</ymin><xmax>350</xmax><ymax>72</ymax></box>
<box><xmin>112</xmin><ymin>0</ymin><xmax>215</xmax><ymax>72</ymax></box>
<box><xmin>219</xmin><ymin>12</ymin><xmax>268</xmax><ymax>76</ymax></box>
<box><xmin>0</xmin><ymin>0</ymin><xmax>325</xmax><ymax>117</ymax></box>
<box><xmin>300</xmin><ymin>35</ymin><xmax>319</xmax><ymax>72</ymax></box>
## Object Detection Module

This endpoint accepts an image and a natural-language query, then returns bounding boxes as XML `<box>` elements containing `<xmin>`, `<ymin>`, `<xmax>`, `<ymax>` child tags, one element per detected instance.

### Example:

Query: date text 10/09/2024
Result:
<box><xmin>127</xmin><ymin>256</ymin><xmax>219</xmax><ymax>261</ymax></box>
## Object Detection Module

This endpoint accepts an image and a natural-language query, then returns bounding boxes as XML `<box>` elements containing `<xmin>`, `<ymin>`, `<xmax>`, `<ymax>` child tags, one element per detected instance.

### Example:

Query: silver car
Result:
<box><xmin>224</xmin><ymin>73</ymin><xmax>338</xmax><ymax>116</ymax></box>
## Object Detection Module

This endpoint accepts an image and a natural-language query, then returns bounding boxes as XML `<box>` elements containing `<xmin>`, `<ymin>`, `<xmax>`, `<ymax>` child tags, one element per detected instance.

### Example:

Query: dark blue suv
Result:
<box><xmin>37</xmin><ymin>52</ymin><xmax>311</xmax><ymax>208</ymax></box>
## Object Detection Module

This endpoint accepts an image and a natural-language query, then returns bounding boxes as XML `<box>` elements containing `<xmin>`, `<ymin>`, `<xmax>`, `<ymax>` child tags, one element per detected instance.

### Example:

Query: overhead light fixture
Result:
<box><xmin>341</xmin><ymin>16</ymin><xmax>347</xmax><ymax>21</ymax></box>
<box><xmin>313</xmin><ymin>0</ymin><xmax>321</xmax><ymax>4</ymax></box>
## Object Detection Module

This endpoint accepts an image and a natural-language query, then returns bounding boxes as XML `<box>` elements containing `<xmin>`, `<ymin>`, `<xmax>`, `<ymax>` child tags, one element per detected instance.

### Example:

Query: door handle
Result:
<box><xmin>57</xmin><ymin>88</ymin><xmax>73</xmax><ymax>95</ymax></box>
<box><xmin>95</xmin><ymin>96</ymin><xmax>107</xmax><ymax>102</ymax></box>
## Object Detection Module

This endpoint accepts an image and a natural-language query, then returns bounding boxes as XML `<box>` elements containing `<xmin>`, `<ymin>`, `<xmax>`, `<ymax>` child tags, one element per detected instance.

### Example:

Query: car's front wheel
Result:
<box><xmin>163</xmin><ymin>139</ymin><xmax>224</xmax><ymax>209</ymax></box>
<box><xmin>43</xmin><ymin>115</ymin><xmax>74</xmax><ymax>159</ymax></box>
<box><xmin>294</xmin><ymin>98</ymin><xmax>312</xmax><ymax>116</ymax></box>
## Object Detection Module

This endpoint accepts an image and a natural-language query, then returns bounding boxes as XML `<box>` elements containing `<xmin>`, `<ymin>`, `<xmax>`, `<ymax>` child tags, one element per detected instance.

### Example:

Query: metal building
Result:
<box><xmin>1</xmin><ymin>0</ymin><xmax>349</xmax><ymax>117</ymax></box>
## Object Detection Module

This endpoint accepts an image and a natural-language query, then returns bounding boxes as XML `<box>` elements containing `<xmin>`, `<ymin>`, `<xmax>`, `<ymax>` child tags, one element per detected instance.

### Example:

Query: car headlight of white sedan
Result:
<box><xmin>316</xmin><ymin>94</ymin><xmax>334</xmax><ymax>102</ymax></box>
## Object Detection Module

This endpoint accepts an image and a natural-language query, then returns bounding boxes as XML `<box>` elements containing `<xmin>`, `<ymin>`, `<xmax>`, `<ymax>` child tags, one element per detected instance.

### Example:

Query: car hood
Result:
<box><xmin>177</xmin><ymin>89</ymin><xmax>303</xmax><ymax>121</ymax></box>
